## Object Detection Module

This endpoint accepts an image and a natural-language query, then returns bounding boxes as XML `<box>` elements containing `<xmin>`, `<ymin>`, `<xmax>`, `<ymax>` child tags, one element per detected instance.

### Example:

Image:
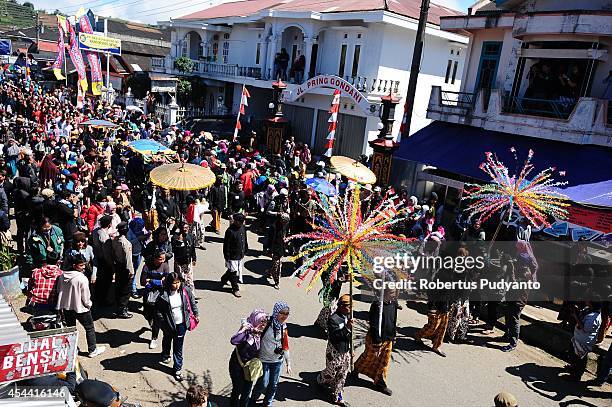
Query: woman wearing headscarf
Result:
<box><xmin>317</xmin><ymin>294</ymin><xmax>352</xmax><ymax>406</ymax></box>
<box><xmin>143</xmin><ymin>226</ymin><xmax>173</xmax><ymax>267</ymax></box>
<box><xmin>229</xmin><ymin>309</ymin><xmax>268</xmax><ymax>407</ymax></box>
<box><xmin>127</xmin><ymin>217</ymin><xmax>148</xmax><ymax>298</ymax></box>
<box><xmin>250</xmin><ymin>302</ymin><xmax>291</xmax><ymax>407</ymax></box>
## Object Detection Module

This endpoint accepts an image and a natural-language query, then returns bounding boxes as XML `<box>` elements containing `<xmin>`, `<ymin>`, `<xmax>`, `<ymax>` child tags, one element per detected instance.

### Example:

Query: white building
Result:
<box><xmin>153</xmin><ymin>0</ymin><xmax>468</xmax><ymax>158</ymax></box>
<box><xmin>394</xmin><ymin>0</ymin><xmax>612</xmax><ymax>234</ymax></box>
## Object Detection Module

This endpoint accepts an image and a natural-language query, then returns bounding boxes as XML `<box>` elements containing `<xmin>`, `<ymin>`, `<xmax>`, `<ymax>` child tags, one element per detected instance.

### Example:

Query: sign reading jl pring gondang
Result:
<box><xmin>78</xmin><ymin>33</ymin><xmax>121</xmax><ymax>55</ymax></box>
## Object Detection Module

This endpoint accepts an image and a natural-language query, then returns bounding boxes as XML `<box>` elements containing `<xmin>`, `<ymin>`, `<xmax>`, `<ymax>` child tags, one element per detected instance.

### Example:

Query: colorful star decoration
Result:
<box><xmin>287</xmin><ymin>184</ymin><xmax>414</xmax><ymax>292</ymax></box>
<box><xmin>463</xmin><ymin>149</ymin><xmax>570</xmax><ymax>228</ymax></box>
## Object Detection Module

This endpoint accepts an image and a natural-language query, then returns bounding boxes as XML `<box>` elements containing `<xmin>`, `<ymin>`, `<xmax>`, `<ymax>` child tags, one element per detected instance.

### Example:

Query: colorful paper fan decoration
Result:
<box><xmin>287</xmin><ymin>184</ymin><xmax>415</xmax><ymax>292</ymax></box>
<box><xmin>463</xmin><ymin>149</ymin><xmax>570</xmax><ymax>228</ymax></box>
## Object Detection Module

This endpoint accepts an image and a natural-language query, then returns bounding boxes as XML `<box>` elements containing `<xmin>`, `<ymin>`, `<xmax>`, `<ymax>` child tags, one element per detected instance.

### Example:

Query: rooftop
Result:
<box><xmin>176</xmin><ymin>0</ymin><xmax>463</xmax><ymax>25</ymax></box>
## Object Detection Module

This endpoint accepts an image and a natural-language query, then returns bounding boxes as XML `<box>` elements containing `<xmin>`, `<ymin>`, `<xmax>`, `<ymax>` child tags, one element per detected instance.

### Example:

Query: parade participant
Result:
<box><xmin>112</xmin><ymin>222</ymin><xmax>135</xmax><ymax>319</ymax></box>
<box><xmin>351</xmin><ymin>288</ymin><xmax>398</xmax><ymax>396</ymax></box>
<box><xmin>415</xmin><ymin>268</ymin><xmax>451</xmax><ymax>357</ymax></box>
<box><xmin>501</xmin><ymin>248</ymin><xmax>534</xmax><ymax>352</ymax></box>
<box><xmin>209</xmin><ymin>176</ymin><xmax>228</xmax><ymax>234</ymax></box>
<box><xmin>127</xmin><ymin>217</ymin><xmax>148</xmax><ymax>298</ymax></box>
<box><xmin>26</xmin><ymin>262</ymin><xmax>63</xmax><ymax>315</ymax></box>
<box><xmin>494</xmin><ymin>392</ymin><xmax>518</xmax><ymax>407</ymax></box>
<box><xmin>229</xmin><ymin>309</ymin><xmax>268</xmax><ymax>407</ymax></box>
<box><xmin>317</xmin><ymin>294</ymin><xmax>352</xmax><ymax>406</ymax></box>
<box><xmin>186</xmin><ymin>383</ymin><xmax>217</xmax><ymax>407</ymax></box>
<box><xmin>250</xmin><ymin>301</ymin><xmax>292</xmax><ymax>406</ymax></box>
<box><xmin>172</xmin><ymin>222</ymin><xmax>197</xmax><ymax>292</ymax></box>
<box><xmin>156</xmin><ymin>188</ymin><xmax>180</xmax><ymax>229</ymax></box>
<box><xmin>72</xmin><ymin>231</ymin><xmax>96</xmax><ymax>284</ymax></box>
<box><xmin>56</xmin><ymin>189</ymin><xmax>79</xmax><ymax>255</ymax></box>
<box><xmin>56</xmin><ymin>253</ymin><xmax>106</xmax><ymax>357</ymax></box>
<box><xmin>222</xmin><ymin>213</ymin><xmax>248</xmax><ymax>295</ymax></box>
<box><xmin>446</xmin><ymin>247</ymin><xmax>471</xmax><ymax>343</ymax></box>
<box><xmin>155</xmin><ymin>272</ymin><xmax>199</xmax><ymax>382</ymax></box>
<box><xmin>141</xmin><ymin>250</ymin><xmax>171</xmax><ymax>349</ymax></box>
<box><xmin>566</xmin><ymin>299</ymin><xmax>602</xmax><ymax>381</ymax></box>
<box><xmin>229</xmin><ymin>180</ymin><xmax>246</xmax><ymax>215</ymax></box>
<box><xmin>143</xmin><ymin>226</ymin><xmax>173</xmax><ymax>267</ymax></box>
<box><xmin>266</xmin><ymin>213</ymin><xmax>290</xmax><ymax>289</ymax></box>
<box><xmin>91</xmin><ymin>215</ymin><xmax>114</xmax><ymax>305</ymax></box>
<box><xmin>25</xmin><ymin>216</ymin><xmax>64</xmax><ymax>272</ymax></box>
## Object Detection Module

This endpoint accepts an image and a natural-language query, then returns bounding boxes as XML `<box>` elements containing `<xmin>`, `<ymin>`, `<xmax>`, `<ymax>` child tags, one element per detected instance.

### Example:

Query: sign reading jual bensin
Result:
<box><xmin>0</xmin><ymin>328</ymin><xmax>78</xmax><ymax>384</ymax></box>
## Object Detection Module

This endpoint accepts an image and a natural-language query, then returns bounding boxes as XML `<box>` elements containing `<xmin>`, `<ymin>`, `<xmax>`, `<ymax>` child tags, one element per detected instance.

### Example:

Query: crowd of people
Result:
<box><xmin>0</xmin><ymin>75</ymin><xmax>609</xmax><ymax>407</ymax></box>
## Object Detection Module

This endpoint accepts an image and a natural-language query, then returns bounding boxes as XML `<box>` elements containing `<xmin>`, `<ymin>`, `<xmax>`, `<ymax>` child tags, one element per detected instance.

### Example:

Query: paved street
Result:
<box><xmin>76</xmin><ymin>218</ymin><xmax>610</xmax><ymax>407</ymax></box>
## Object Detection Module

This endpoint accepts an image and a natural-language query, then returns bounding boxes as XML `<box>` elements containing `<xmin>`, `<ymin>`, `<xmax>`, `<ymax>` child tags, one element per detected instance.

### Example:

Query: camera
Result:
<box><xmin>274</xmin><ymin>346</ymin><xmax>284</xmax><ymax>356</ymax></box>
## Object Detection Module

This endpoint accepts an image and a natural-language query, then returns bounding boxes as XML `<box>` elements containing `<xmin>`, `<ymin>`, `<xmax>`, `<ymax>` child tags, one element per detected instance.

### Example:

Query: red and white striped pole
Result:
<box><xmin>233</xmin><ymin>84</ymin><xmax>250</xmax><ymax>142</ymax></box>
<box><xmin>324</xmin><ymin>89</ymin><xmax>341</xmax><ymax>157</ymax></box>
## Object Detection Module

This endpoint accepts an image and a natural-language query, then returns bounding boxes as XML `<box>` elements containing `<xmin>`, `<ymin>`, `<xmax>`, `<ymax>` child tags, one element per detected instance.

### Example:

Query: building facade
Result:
<box><xmin>153</xmin><ymin>0</ymin><xmax>468</xmax><ymax>158</ymax></box>
<box><xmin>394</xmin><ymin>0</ymin><xmax>612</xmax><ymax>236</ymax></box>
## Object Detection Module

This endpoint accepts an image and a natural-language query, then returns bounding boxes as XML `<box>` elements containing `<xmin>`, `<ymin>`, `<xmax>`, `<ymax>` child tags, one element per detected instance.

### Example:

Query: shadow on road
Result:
<box><xmin>275</xmin><ymin>371</ymin><xmax>332</xmax><ymax>404</ymax></box>
<box><xmin>96</xmin><ymin>327</ymin><xmax>149</xmax><ymax>348</ymax></box>
<box><xmin>100</xmin><ymin>351</ymin><xmax>174</xmax><ymax>375</ymax></box>
<box><xmin>505</xmin><ymin>363</ymin><xmax>611</xmax><ymax>402</ymax></box>
<box><xmin>286</xmin><ymin>322</ymin><xmax>326</xmax><ymax>340</ymax></box>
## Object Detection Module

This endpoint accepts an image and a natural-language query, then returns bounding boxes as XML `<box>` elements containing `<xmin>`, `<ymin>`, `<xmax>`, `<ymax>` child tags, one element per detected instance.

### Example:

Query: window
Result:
<box><xmin>255</xmin><ymin>43</ymin><xmax>261</xmax><ymax>65</ymax></box>
<box><xmin>222</xmin><ymin>41</ymin><xmax>229</xmax><ymax>64</ymax></box>
<box><xmin>180</xmin><ymin>41</ymin><xmax>187</xmax><ymax>57</ymax></box>
<box><xmin>351</xmin><ymin>44</ymin><xmax>361</xmax><ymax>78</ymax></box>
<box><xmin>212</xmin><ymin>42</ymin><xmax>219</xmax><ymax>62</ymax></box>
<box><xmin>357</xmin><ymin>33</ymin><xmax>362</xmax><ymax>39</ymax></box>
<box><xmin>338</xmin><ymin>44</ymin><xmax>347</xmax><ymax>77</ymax></box>
<box><xmin>343</xmin><ymin>33</ymin><xmax>348</xmax><ymax>39</ymax></box>
<box><xmin>451</xmin><ymin>61</ymin><xmax>458</xmax><ymax>84</ymax></box>
<box><xmin>223</xmin><ymin>33</ymin><xmax>230</xmax><ymax>40</ymax></box>
<box><xmin>450</xmin><ymin>49</ymin><xmax>454</xmax><ymax>55</ymax></box>
<box><xmin>444</xmin><ymin>59</ymin><xmax>453</xmax><ymax>83</ymax></box>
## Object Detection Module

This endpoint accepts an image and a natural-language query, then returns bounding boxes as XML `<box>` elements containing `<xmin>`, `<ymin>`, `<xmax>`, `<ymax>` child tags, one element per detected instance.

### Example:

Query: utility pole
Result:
<box><xmin>35</xmin><ymin>12</ymin><xmax>40</xmax><ymax>47</ymax></box>
<box><xmin>401</xmin><ymin>0</ymin><xmax>430</xmax><ymax>138</ymax></box>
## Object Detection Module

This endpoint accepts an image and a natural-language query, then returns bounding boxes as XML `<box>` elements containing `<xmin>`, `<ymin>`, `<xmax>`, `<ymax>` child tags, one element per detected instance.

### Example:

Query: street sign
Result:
<box><xmin>78</xmin><ymin>33</ymin><xmax>121</xmax><ymax>55</ymax></box>
<box><xmin>0</xmin><ymin>39</ymin><xmax>11</xmax><ymax>56</ymax></box>
<box><xmin>0</xmin><ymin>328</ymin><xmax>78</xmax><ymax>385</ymax></box>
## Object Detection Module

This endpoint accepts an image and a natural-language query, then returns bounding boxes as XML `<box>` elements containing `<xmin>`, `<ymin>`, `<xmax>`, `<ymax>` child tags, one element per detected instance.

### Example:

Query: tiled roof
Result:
<box><xmin>178</xmin><ymin>0</ymin><xmax>286</xmax><ymax>20</ymax></box>
<box><xmin>176</xmin><ymin>0</ymin><xmax>463</xmax><ymax>24</ymax></box>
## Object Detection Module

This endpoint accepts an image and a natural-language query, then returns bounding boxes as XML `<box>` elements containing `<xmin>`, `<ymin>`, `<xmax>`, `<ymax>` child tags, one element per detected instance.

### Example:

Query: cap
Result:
<box><xmin>280</xmin><ymin>188</ymin><xmax>289</xmax><ymax>196</ymax></box>
<box><xmin>233</xmin><ymin>213</ymin><xmax>245</xmax><ymax>223</ymax></box>
<box><xmin>494</xmin><ymin>392</ymin><xmax>518</xmax><ymax>407</ymax></box>
<box><xmin>41</xmin><ymin>188</ymin><xmax>54</xmax><ymax>198</ymax></box>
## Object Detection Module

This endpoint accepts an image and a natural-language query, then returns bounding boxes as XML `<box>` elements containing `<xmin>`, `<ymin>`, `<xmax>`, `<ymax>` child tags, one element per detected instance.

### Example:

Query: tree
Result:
<box><xmin>176</xmin><ymin>78</ymin><xmax>192</xmax><ymax>105</ymax></box>
<box><xmin>174</xmin><ymin>56</ymin><xmax>194</xmax><ymax>74</ymax></box>
<box><xmin>22</xmin><ymin>2</ymin><xmax>34</xmax><ymax>9</ymax></box>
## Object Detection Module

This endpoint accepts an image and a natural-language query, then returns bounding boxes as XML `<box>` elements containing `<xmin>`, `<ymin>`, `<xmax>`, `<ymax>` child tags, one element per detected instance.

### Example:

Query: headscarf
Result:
<box><xmin>239</xmin><ymin>308</ymin><xmax>268</xmax><ymax>347</ymax></box>
<box><xmin>128</xmin><ymin>217</ymin><xmax>145</xmax><ymax>236</ymax></box>
<box><xmin>272</xmin><ymin>301</ymin><xmax>289</xmax><ymax>330</ymax></box>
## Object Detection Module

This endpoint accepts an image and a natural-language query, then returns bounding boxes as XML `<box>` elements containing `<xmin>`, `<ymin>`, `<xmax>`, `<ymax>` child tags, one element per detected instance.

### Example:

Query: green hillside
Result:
<box><xmin>0</xmin><ymin>1</ymin><xmax>36</xmax><ymax>30</ymax></box>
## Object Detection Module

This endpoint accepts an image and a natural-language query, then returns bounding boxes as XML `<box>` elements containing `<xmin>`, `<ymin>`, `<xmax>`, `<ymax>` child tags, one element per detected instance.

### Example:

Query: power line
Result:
<box><xmin>61</xmin><ymin>0</ymin><xmax>129</xmax><ymax>14</ymax></box>
<box><xmin>140</xmin><ymin>0</ymin><xmax>215</xmax><ymax>18</ymax></box>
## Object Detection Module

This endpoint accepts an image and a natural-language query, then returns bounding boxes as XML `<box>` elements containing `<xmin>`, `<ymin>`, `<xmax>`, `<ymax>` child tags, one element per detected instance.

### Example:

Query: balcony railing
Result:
<box><xmin>505</xmin><ymin>96</ymin><xmax>575</xmax><ymax>120</ymax></box>
<box><xmin>427</xmin><ymin>86</ymin><xmax>611</xmax><ymax>146</ymax></box>
<box><xmin>440</xmin><ymin>90</ymin><xmax>476</xmax><ymax>109</ymax></box>
<box><xmin>151</xmin><ymin>57</ymin><xmax>166</xmax><ymax>69</ymax></box>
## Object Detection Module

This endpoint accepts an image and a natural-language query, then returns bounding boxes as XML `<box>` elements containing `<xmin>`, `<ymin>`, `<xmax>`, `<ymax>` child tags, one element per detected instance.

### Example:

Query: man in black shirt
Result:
<box><xmin>221</xmin><ymin>213</ymin><xmax>247</xmax><ymax>297</ymax></box>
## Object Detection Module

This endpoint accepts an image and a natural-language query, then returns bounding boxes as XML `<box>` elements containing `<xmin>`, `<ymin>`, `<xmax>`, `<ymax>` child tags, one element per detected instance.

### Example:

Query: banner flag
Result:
<box><xmin>51</xmin><ymin>15</ymin><xmax>66</xmax><ymax>80</ymax></box>
<box><xmin>79</xmin><ymin>13</ymin><xmax>103</xmax><ymax>96</ymax></box>
<box><xmin>67</xmin><ymin>19</ymin><xmax>88</xmax><ymax>93</ymax></box>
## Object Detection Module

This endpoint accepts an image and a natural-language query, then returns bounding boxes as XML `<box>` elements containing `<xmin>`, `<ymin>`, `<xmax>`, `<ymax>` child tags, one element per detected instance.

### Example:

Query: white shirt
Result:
<box><xmin>169</xmin><ymin>291</ymin><xmax>184</xmax><ymax>325</ymax></box>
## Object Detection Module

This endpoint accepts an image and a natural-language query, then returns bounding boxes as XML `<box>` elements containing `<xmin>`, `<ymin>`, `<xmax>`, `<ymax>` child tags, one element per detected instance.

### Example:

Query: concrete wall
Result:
<box><xmin>378</xmin><ymin>24</ymin><xmax>466</xmax><ymax>137</ymax></box>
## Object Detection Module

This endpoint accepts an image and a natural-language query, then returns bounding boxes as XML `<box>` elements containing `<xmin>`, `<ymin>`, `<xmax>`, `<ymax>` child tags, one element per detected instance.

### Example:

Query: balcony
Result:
<box><xmin>152</xmin><ymin>56</ymin><xmax>401</xmax><ymax>96</ymax></box>
<box><xmin>427</xmin><ymin>86</ymin><xmax>612</xmax><ymax>147</ymax></box>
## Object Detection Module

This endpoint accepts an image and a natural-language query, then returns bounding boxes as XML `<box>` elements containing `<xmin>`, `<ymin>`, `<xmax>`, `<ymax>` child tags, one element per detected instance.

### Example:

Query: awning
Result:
<box><xmin>394</xmin><ymin>121</ymin><xmax>612</xmax><ymax>207</ymax></box>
